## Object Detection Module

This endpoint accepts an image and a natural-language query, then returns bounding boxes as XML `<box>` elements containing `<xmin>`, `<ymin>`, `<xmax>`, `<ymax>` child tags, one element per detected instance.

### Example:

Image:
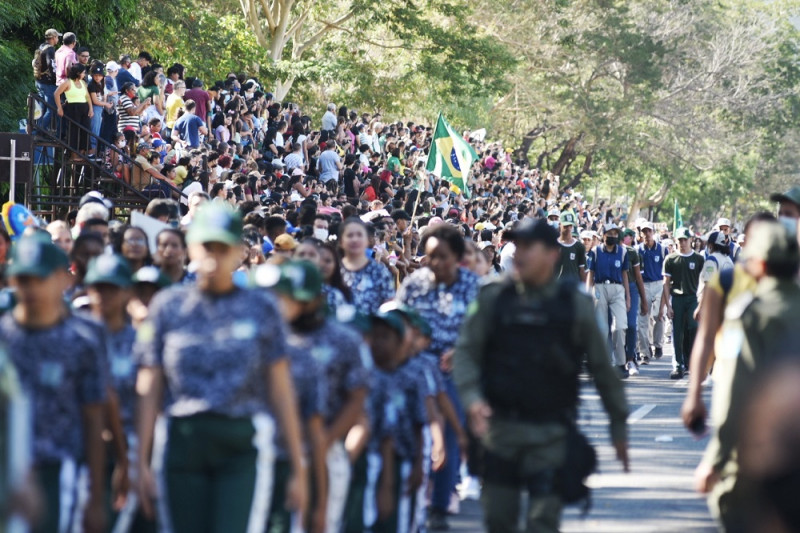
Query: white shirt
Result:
<box><xmin>128</xmin><ymin>62</ymin><xmax>142</xmax><ymax>82</ymax></box>
<box><xmin>322</xmin><ymin>110</ymin><xmax>337</xmax><ymax>132</ymax></box>
<box><xmin>499</xmin><ymin>242</ymin><xmax>516</xmax><ymax>272</ymax></box>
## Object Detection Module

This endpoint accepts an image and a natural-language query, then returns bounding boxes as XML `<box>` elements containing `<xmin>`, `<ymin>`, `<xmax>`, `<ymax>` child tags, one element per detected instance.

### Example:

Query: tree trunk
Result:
<box><xmin>550</xmin><ymin>134</ymin><xmax>583</xmax><ymax>177</ymax></box>
<box><xmin>514</xmin><ymin>125</ymin><xmax>551</xmax><ymax>162</ymax></box>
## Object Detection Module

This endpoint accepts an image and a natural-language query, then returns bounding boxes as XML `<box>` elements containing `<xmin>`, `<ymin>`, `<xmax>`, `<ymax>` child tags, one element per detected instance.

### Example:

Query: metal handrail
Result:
<box><xmin>27</xmin><ymin>92</ymin><xmax>186</xmax><ymax>202</ymax></box>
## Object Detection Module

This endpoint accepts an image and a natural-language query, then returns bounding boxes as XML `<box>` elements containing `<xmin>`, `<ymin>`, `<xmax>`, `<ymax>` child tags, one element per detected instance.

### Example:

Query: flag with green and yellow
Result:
<box><xmin>425</xmin><ymin>113</ymin><xmax>478</xmax><ymax>198</ymax></box>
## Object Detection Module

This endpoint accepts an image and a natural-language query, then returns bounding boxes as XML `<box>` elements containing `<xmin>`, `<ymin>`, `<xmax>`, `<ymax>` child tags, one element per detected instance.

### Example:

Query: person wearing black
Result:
<box><xmin>34</xmin><ymin>28</ymin><xmax>60</xmax><ymax>131</ymax></box>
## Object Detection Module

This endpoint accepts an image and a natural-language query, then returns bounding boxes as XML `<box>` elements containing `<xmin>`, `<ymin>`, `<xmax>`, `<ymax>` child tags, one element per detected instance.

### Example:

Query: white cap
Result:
<box><xmin>716</xmin><ymin>217</ymin><xmax>731</xmax><ymax>227</ymax></box>
<box><xmin>604</xmin><ymin>223</ymin><xmax>619</xmax><ymax>233</ymax></box>
<box><xmin>640</xmin><ymin>221</ymin><xmax>654</xmax><ymax>231</ymax></box>
<box><xmin>105</xmin><ymin>61</ymin><xmax>120</xmax><ymax>72</ymax></box>
<box><xmin>547</xmin><ymin>208</ymin><xmax>560</xmax><ymax>218</ymax></box>
<box><xmin>580</xmin><ymin>230</ymin><xmax>594</xmax><ymax>240</ymax></box>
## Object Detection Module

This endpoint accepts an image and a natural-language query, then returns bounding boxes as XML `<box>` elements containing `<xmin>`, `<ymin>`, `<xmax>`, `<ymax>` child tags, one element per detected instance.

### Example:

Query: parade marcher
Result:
<box><xmin>770</xmin><ymin>185</ymin><xmax>800</xmax><ymax>228</ymax></box>
<box><xmin>696</xmin><ymin>230</ymin><xmax>733</xmax><ymax>312</ymax></box>
<box><xmin>586</xmin><ymin>223</ymin><xmax>630</xmax><ymax>377</ymax></box>
<box><xmin>453</xmin><ymin>218</ymin><xmax>629</xmax><ymax>533</ymax></box>
<box><xmin>339</xmin><ymin>217</ymin><xmax>395</xmax><ymax>315</ymax></box>
<box><xmin>692</xmin><ymin>220</ymin><xmax>800</xmax><ymax>532</ymax></box>
<box><xmin>396</xmin><ymin>223</ymin><xmax>476</xmax><ymax>531</ymax></box>
<box><xmin>659</xmin><ymin>227</ymin><xmax>704</xmax><ymax>379</ymax></box>
<box><xmin>636</xmin><ymin>221</ymin><xmax>667</xmax><ymax>362</ymax></box>
<box><xmin>621</xmin><ymin>228</ymin><xmax>647</xmax><ymax>376</ymax></box>
<box><xmin>262</xmin><ymin>259</ymin><xmax>372</xmax><ymax>533</ymax></box>
<box><xmin>265</xmin><ymin>260</ymin><xmax>329</xmax><ymax>533</ymax></box>
<box><xmin>1</xmin><ymin>234</ymin><xmax>110</xmax><ymax>533</ymax></box>
<box><xmin>555</xmin><ymin>211</ymin><xmax>586</xmax><ymax>282</ymax></box>
<box><xmin>134</xmin><ymin>203</ymin><xmax>308</xmax><ymax>532</ymax></box>
<box><xmin>83</xmin><ymin>254</ymin><xmax>155</xmax><ymax>533</ymax></box>
<box><xmin>715</xmin><ymin>218</ymin><xmax>741</xmax><ymax>261</ymax></box>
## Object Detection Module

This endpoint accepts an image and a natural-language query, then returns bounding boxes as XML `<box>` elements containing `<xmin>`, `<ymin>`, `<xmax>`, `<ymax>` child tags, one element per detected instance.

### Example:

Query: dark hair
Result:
<box><xmin>156</xmin><ymin>228</ymin><xmax>186</xmax><ymax>249</ymax></box>
<box><xmin>184</xmin><ymin>99</ymin><xmax>197</xmax><ymax>112</ymax></box>
<box><xmin>63</xmin><ymin>34</ymin><xmax>77</xmax><ymax>46</ymax></box>
<box><xmin>137</xmin><ymin>51</ymin><xmax>153</xmax><ymax>62</ymax></box>
<box><xmin>67</xmin><ymin>63</ymin><xmax>85</xmax><ymax>80</ymax></box>
<box><xmin>145</xmin><ymin>198</ymin><xmax>179</xmax><ymax>221</ymax></box>
<box><xmin>265</xmin><ymin>215</ymin><xmax>287</xmax><ymax>234</ymax></box>
<box><xmin>142</xmin><ymin>70</ymin><xmax>158</xmax><ymax>88</ymax></box>
<box><xmin>320</xmin><ymin>241</ymin><xmax>352</xmax><ymax>302</ymax></box>
<box><xmin>71</xmin><ymin>232</ymin><xmax>104</xmax><ymax>260</ymax></box>
<box><xmin>421</xmin><ymin>223</ymin><xmax>466</xmax><ymax>260</ymax></box>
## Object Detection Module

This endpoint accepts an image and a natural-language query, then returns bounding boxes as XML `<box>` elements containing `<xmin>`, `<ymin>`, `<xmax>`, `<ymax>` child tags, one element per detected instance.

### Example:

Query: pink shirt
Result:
<box><xmin>55</xmin><ymin>46</ymin><xmax>76</xmax><ymax>86</ymax></box>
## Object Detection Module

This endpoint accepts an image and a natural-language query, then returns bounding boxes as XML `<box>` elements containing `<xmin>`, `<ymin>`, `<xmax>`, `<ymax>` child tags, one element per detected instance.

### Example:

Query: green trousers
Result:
<box><xmin>671</xmin><ymin>293</ymin><xmax>698</xmax><ymax>369</ymax></box>
<box><xmin>155</xmin><ymin>413</ymin><xmax>275</xmax><ymax>533</ymax></box>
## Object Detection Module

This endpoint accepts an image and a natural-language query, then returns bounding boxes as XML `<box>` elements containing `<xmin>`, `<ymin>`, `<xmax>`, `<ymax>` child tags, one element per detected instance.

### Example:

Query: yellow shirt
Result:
<box><xmin>64</xmin><ymin>80</ymin><xmax>89</xmax><ymax>104</ymax></box>
<box><xmin>165</xmin><ymin>93</ymin><xmax>184</xmax><ymax>128</ymax></box>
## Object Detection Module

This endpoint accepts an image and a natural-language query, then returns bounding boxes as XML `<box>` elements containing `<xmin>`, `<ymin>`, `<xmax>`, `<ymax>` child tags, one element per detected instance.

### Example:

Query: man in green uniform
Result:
<box><xmin>555</xmin><ymin>211</ymin><xmax>586</xmax><ymax>282</ymax></box>
<box><xmin>659</xmin><ymin>227</ymin><xmax>704</xmax><ymax>379</ymax></box>
<box><xmin>694</xmin><ymin>220</ymin><xmax>800</xmax><ymax>532</ymax></box>
<box><xmin>453</xmin><ymin>218</ymin><xmax>629</xmax><ymax>533</ymax></box>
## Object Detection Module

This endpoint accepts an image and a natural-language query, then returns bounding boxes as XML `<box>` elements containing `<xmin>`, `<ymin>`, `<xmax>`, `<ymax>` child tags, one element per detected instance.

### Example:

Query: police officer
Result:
<box><xmin>693</xmin><ymin>220</ymin><xmax>800</xmax><ymax>532</ymax></box>
<box><xmin>556</xmin><ymin>211</ymin><xmax>586</xmax><ymax>282</ymax></box>
<box><xmin>453</xmin><ymin>218</ymin><xmax>629</xmax><ymax>533</ymax></box>
<box><xmin>586</xmin><ymin>223</ymin><xmax>631</xmax><ymax>376</ymax></box>
<box><xmin>636</xmin><ymin>222</ymin><xmax>667</xmax><ymax>362</ymax></box>
<box><xmin>659</xmin><ymin>227</ymin><xmax>704</xmax><ymax>379</ymax></box>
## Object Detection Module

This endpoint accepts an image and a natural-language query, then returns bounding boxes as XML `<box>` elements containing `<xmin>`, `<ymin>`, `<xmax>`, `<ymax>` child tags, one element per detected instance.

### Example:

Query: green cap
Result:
<box><xmin>371</xmin><ymin>308</ymin><xmax>406</xmax><ymax>337</ymax></box>
<box><xmin>132</xmin><ymin>265</ymin><xmax>173</xmax><ymax>289</ymax></box>
<box><xmin>84</xmin><ymin>254</ymin><xmax>133</xmax><ymax>288</ymax></box>
<box><xmin>741</xmin><ymin>221</ymin><xmax>800</xmax><ymax>265</ymax></box>
<box><xmin>186</xmin><ymin>203</ymin><xmax>243</xmax><ymax>246</ymax></box>
<box><xmin>271</xmin><ymin>260</ymin><xmax>323</xmax><ymax>302</ymax></box>
<box><xmin>379</xmin><ymin>301</ymin><xmax>431</xmax><ymax>337</ymax></box>
<box><xmin>622</xmin><ymin>228</ymin><xmax>636</xmax><ymax>238</ymax></box>
<box><xmin>769</xmin><ymin>186</ymin><xmax>800</xmax><ymax>207</ymax></box>
<box><xmin>560</xmin><ymin>211</ymin><xmax>576</xmax><ymax>226</ymax></box>
<box><xmin>675</xmin><ymin>227</ymin><xmax>692</xmax><ymax>240</ymax></box>
<box><xmin>6</xmin><ymin>234</ymin><xmax>69</xmax><ymax>278</ymax></box>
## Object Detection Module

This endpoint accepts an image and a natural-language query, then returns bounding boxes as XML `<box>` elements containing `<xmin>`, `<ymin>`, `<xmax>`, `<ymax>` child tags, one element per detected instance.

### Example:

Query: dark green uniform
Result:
<box><xmin>556</xmin><ymin>240</ymin><xmax>586</xmax><ymax>281</ymax></box>
<box><xmin>453</xmin><ymin>276</ymin><xmax>628</xmax><ymax>533</ymax></box>
<box><xmin>663</xmin><ymin>251</ymin><xmax>704</xmax><ymax>373</ymax></box>
<box><xmin>703</xmin><ymin>277</ymin><xmax>800</xmax><ymax>531</ymax></box>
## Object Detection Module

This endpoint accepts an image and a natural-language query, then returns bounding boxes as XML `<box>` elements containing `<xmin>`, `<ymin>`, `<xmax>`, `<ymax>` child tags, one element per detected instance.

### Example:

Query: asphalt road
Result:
<box><xmin>447</xmin><ymin>345</ymin><xmax>717</xmax><ymax>533</ymax></box>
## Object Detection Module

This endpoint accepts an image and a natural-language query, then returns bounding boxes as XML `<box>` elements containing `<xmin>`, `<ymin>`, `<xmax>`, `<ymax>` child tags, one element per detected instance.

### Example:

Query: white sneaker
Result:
<box><xmin>627</xmin><ymin>361</ymin><xmax>640</xmax><ymax>376</ymax></box>
<box><xmin>458</xmin><ymin>476</ymin><xmax>481</xmax><ymax>501</ymax></box>
<box><xmin>701</xmin><ymin>374</ymin><xmax>713</xmax><ymax>386</ymax></box>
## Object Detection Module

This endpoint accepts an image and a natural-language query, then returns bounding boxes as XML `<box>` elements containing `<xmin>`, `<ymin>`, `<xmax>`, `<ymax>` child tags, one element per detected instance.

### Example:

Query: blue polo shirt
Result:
<box><xmin>588</xmin><ymin>244</ymin><xmax>628</xmax><ymax>283</ymax></box>
<box><xmin>637</xmin><ymin>242</ymin><xmax>666</xmax><ymax>282</ymax></box>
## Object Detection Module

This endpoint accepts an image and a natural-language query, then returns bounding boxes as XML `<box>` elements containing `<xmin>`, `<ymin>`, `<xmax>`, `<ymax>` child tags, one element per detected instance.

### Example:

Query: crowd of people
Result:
<box><xmin>11</xmin><ymin>26</ymin><xmax>800</xmax><ymax>533</ymax></box>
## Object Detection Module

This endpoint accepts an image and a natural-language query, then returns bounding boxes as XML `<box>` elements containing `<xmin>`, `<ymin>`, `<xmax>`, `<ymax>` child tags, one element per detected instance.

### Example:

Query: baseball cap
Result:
<box><xmin>45</xmin><ymin>29</ymin><xmax>62</xmax><ymax>38</ymax></box>
<box><xmin>137</xmin><ymin>142</ymin><xmax>152</xmax><ymax>152</ymax></box>
<box><xmin>559</xmin><ymin>211</ymin><xmax>576</xmax><ymax>226</ymax></box>
<box><xmin>547</xmin><ymin>208</ymin><xmax>560</xmax><ymax>218</ymax></box>
<box><xmin>84</xmin><ymin>254</ymin><xmax>133</xmax><ymax>288</ymax></box>
<box><xmin>706</xmin><ymin>230</ymin><xmax>728</xmax><ymax>247</ymax></box>
<box><xmin>105</xmin><ymin>61</ymin><xmax>120</xmax><ymax>72</ymax></box>
<box><xmin>716</xmin><ymin>217</ymin><xmax>732</xmax><ymax>228</ymax></box>
<box><xmin>379</xmin><ymin>301</ymin><xmax>432</xmax><ymax>337</ymax></box>
<box><xmin>506</xmin><ymin>218</ymin><xmax>558</xmax><ymax>247</ymax></box>
<box><xmin>186</xmin><ymin>203</ymin><xmax>243</xmax><ymax>246</ymax></box>
<box><xmin>79</xmin><ymin>191</ymin><xmax>113</xmax><ymax>210</ymax></box>
<box><xmin>132</xmin><ymin>266</ymin><xmax>172</xmax><ymax>288</ymax></box>
<box><xmin>741</xmin><ymin>221</ymin><xmax>800</xmax><ymax>265</ymax></box>
<box><xmin>192</xmin><ymin>78</ymin><xmax>203</xmax><ymax>88</ymax></box>
<box><xmin>769</xmin><ymin>186</ymin><xmax>800</xmax><ymax>207</ymax></box>
<box><xmin>7</xmin><ymin>234</ymin><xmax>69</xmax><ymax>278</ymax></box>
<box><xmin>273</xmin><ymin>233</ymin><xmax>298</xmax><ymax>252</ymax></box>
<box><xmin>640</xmin><ymin>221</ymin><xmax>654</xmax><ymax>231</ymax></box>
<box><xmin>370</xmin><ymin>308</ymin><xmax>406</xmax><ymax>337</ymax></box>
<box><xmin>291</xmin><ymin>168</ymin><xmax>305</xmax><ymax>177</ymax></box>
<box><xmin>269</xmin><ymin>260</ymin><xmax>323</xmax><ymax>302</ymax></box>
<box><xmin>603</xmin><ymin>223</ymin><xmax>620</xmax><ymax>234</ymax></box>
<box><xmin>580</xmin><ymin>230</ymin><xmax>595</xmax><ymax>240</ymax></box>
<box><xmin>622</xmin><ymin>228</ymin><xmax>636</xmax><ymax>238</ymax></box>
<box><xmin>675</xmin><ymin>227</ymin><xmax>692</xmax><ymax>240</ymax></box>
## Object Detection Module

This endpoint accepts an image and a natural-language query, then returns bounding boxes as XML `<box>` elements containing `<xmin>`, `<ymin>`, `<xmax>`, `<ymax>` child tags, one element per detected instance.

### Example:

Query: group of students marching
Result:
<box><xmin>0</xmin><ymin>202</ymin><xmax>478</xmax><ymax>533</ymax></box>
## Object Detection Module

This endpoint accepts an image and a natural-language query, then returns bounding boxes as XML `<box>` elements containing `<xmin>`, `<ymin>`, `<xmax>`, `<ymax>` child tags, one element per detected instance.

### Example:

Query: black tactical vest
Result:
<box><xmin>482</xmin><ymin>280</ymin><xmax>581</xmax><ymax>423</ymax></box>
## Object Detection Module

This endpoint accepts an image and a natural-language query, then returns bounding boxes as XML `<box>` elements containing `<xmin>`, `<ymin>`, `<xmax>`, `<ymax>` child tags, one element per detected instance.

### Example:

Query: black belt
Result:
<box><xmin>596</xmin><ymin>279</ymin><xmax>621</xmax><ymax>285</ymax></box>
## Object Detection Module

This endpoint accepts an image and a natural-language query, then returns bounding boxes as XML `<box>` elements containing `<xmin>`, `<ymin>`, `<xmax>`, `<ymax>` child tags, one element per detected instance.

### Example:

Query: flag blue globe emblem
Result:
<box><xmin>450</xmin><ymin>148</ymin><xmax>461</xmax><ymax>171</ymax></box>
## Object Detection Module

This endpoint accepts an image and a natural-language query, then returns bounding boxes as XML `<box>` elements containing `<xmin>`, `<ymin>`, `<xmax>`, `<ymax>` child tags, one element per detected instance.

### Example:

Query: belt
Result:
<box><xmin>597</xmin><ymin>280</ymin><xmax>621</xmax><ymax>285</ymax></box>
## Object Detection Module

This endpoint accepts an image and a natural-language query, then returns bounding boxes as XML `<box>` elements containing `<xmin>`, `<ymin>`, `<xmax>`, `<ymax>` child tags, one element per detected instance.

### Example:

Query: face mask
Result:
<box><xmin>118</xmin><ymin>140</ymin><xmax>126</xmax><ymax>148</ymax></box>
<box><xmin>779</xmin><ymin>216</ymin><xmax>798</xmax><ymax>238</ymax></box>
<box><xmin>605</xmin><ymin>236</ymin><xmax>618</xmax><ymax>246</ymax></box>
<box><xmin>549</xmin><ymin>221</ymin><xmax>560</xmax><ymax>229</ymax></box>
<box><xmin>313</xmin><ymin>228</ymin><xmax>329</xmax><ymax>241</ymax></box>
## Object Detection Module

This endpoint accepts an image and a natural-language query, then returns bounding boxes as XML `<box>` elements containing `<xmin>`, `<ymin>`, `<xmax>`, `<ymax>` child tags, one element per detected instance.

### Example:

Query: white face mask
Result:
<box><xmin>549</xmin><ymin>220</ymin><xmax>560</xmax><ymax>229</ymax></box>
<box><xmin>118</xmin><ymin>140</ymin><xmax>126</xmax><ymax>148</ymax></box>
<box><xmin>313</xmin><ymin>228</ymin><xmax>329</xmax><ymax>241</ymax></box>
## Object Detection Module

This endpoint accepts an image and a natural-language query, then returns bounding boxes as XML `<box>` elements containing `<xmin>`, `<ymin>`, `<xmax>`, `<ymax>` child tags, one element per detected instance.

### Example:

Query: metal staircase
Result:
<box><xmin>25</xmin><ymin>92</ymin><xmax>183</xmax><ymax>221</ymax></box>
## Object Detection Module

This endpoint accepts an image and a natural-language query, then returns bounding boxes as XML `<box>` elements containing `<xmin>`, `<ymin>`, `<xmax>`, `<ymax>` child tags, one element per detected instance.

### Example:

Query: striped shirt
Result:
<box><xmin>116</xmin><ymin>94</ymin><xmax>140</xmax><ymax>132</ymax></box>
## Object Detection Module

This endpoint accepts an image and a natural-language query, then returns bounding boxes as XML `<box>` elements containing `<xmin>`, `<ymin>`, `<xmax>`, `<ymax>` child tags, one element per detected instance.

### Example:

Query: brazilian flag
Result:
<box><xmin>425</xmin><ymin>113</ymin><xmax>478</xmax><ymax>198</ymax></box>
